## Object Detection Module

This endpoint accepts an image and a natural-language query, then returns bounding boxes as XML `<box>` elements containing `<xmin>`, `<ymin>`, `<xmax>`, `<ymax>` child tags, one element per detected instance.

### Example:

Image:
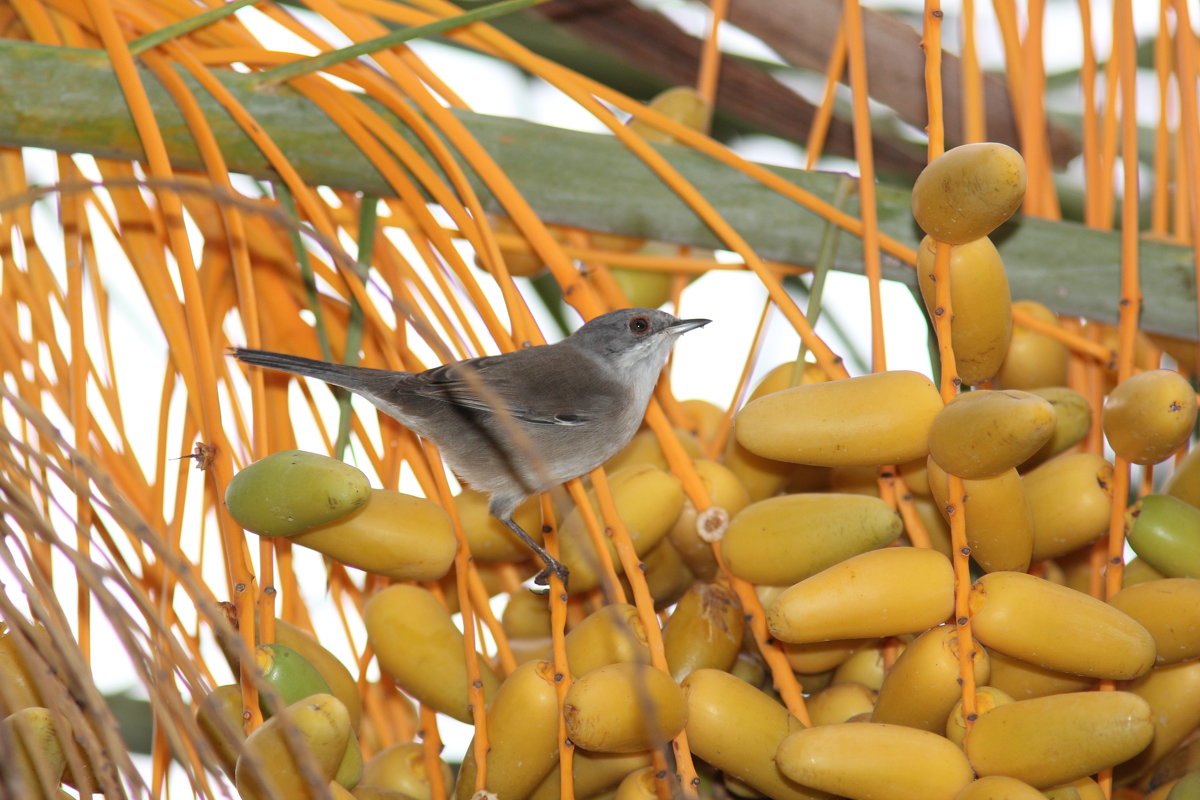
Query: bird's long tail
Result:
<box><xmin>229</xmin><ymin>347</ymin><xmax>407</xmax><ymax>394</ymax></box>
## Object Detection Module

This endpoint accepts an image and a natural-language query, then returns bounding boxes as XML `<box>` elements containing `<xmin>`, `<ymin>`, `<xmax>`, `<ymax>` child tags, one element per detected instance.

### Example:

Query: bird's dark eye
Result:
<box><xmin>628</xmin><ymin>315</ymin><xmax>650</xmax><ymax>334</ymax></box>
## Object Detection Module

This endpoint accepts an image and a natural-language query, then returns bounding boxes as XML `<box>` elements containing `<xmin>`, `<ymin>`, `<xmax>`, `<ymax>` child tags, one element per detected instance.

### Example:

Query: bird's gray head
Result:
<box><xmin>567</xmin><ymin>308</ymin><xmax>710</xmax><ymax>375</ymax></box>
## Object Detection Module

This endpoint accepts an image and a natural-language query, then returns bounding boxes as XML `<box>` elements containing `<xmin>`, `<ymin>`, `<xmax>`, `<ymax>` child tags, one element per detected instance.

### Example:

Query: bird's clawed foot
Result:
<box><xmin>527</xmin><ymin>559</ymin><xmax>569</xmax><ymax>594</ymax></box>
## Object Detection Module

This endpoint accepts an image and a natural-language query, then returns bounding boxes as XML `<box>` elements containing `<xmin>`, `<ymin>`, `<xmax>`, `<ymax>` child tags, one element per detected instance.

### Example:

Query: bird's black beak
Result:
<box><xmin>668</xmin><ymin>318</ymin><xmax>711</xmax><ymax>334</ymax></box>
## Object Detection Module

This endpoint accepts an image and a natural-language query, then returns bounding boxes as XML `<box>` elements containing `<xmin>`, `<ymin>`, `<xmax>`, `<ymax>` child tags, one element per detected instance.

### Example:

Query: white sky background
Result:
<box><xmin>9</xmin><ymin>0</ymin><xmax>1176</xmax><ymax>793</ymax></box>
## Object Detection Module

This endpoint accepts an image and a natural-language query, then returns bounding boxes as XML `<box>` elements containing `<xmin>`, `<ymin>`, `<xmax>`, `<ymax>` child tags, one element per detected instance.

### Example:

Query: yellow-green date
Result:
<box><xmin>225</xmin><ymin>450</ymin><xmax>370</xmax><ymax>537</ymax></box>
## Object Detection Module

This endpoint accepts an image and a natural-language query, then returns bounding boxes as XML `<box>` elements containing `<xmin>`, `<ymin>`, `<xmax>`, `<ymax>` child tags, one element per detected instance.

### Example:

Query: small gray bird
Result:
<box><xmin>230</xmin><ymin>308</ymin><xmax>709</xmax><ymax>587</ymax></box>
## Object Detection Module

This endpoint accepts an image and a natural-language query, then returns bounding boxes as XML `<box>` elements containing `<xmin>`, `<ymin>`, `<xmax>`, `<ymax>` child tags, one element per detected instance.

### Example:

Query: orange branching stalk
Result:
<box><xmin>921</xmin><ymin>0</ymin><xmax>979</xmax><ymax>735</ymax></box>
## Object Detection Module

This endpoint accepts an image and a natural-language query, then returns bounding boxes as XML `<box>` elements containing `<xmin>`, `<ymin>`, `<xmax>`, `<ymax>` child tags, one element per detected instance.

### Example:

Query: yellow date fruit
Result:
<box><xmin>1051</xmin><ymin>546</ymin><xmax>1098</xmax><ymax>595</ymax></box>
<box><xmin>557</xmin><ymin>463</ymin><xmax>684</xmax><ymax>594</ymax></box>
<box><xmin>725</xmin><ymin>774</ymin><xmax>766</xmax><ymax>799</ymax></box>
<box><xmin>453</xmin><ymin>489</ymin><xmax>542</xmax><ymax>563</ymax></box>
<box><xmin>667</xmin><ymin>459</ymin><xmax>751</xmax><ymax>581</ymax></box>
<box><xmin>628</xmin><ymin>538</ymin><xmax>694</xmax><ymax>608</ymax></box>
<box><xmin>985</xmin><ymin>650</ymin><xmax>1092</xmax><ymax>700</ymax></box>
<box><xmin>254</xmin><ymin>644</ymin><xmax>363</xmax><ymax>788</ymax></box>
<box><xmin>926</xmin><ymin>459</ymin><xmax>1034</xmax><ymax>573</ymax></box>
<box><xmin>608</xmin><ymin>258</ymin><xmax>675</xmax><ymax>311</ymax></box>
<box><xmin>1020</xmin><ymin>386</ymin><xmax>1092</xmax><ymax>468</ymax></box>
<box><xmin>291</xmin><ymin>489</ymin><xmax>456</xmax><ymax>581</ymax></box>
<box><xmin>1124</xmin><ymin>557</ymin><xmax>1167</xmax><ymax>587</ymax></box>
<box><xmin>3</xmin><ymin>706</ymin><xmax>66</xmax><ymax>797</ymax></box>
<box><xmin>0</xmin><ymin>624</ymin><xmax>44</xmax><ymax>711</ymax></box>
<box><xmin>563</xmin><ymin>663</ymin><xmax>686</xmax><ymax>753</ymax></box>
<box><xmin>723</xmin><ymin>438</ymin><xmax>804</xmax><ymax>504</ymax></box>
<box><xmin>604</xmin><ymin>427</ymin><xmax>702</xmax><ymax>477</ymax></box>
<box><xmin>1043</xmin><ymin>777</ymin><xmax>1107</xmax><ymax>800</ymax></box>
<box><xmin>612</xmin><ymin>243</ymin><xmax>708</xmax><ymax>310</ymax></box>
<box><xmin>946</xmin><ymin>686</ymin><xmax>1014</xmax><ymax>746</ymax></box>
<box><xmin>1165</xmin><ymin>443</ymin><xmax>1200</xmax><ymax>509</ymax></box>
<box><xmin>330</xmin><ymin>782</ymin><xmax>359</xmax><ymax>799</ymax></box>
<box><xmin>723</xmin><ymin>362</ymin><xmax>831</xmax><ymax>499</ymax></box>
<box><xmin>916</xmin><ymin>235</ymin><xmax>1012</xmax><ymax>386</ymax></box>
<box><xmin>729</xmin><ymin>652</ymin><xmax>770</xmax><ymax>689</ymax></box>
<box><xmin>528</xmin><ymin>750</ymin><xmax>653</xmax><ymax>800</ymax></box>
<box><xmin>806</xmin><ymin>682</ymin><xmax>878</xmax><ymax>726</ymax></box>
<box><xmin>954</xmin><ymin>776</ymin><xmax>1045</xmax><ymax>800</ymax></box>
<box><xmin>995</xmin><ymin>301</ymin><xmax>1069</xmax><ymax>391</ymax></box>
<box><xmin>235</xmin><ymin>694</ymin><xmax>350</xmax><ymax>800</ymax></box>
<box><xmin>969</xmin><ymin>571</ymin><xmax>1155</xmax><ymax>679</ymax></box>
<box><xmin>1108</xmin><ymin>578</ymin><xmax>1200</xmax><ymax>664</ymax></box>
<box><xmin>680</xmin><ymin>398</ymin><xmax>724</xmax><ymax>444</ymax></box>
<box><xmin>781</xmin><ymin>639</ymin><xmax>864</xmax><ymax>674</ymax></box>
<box><xmin>662</xmin><ymin>582</ymin><xmax>744</xmax><ymax>681</ymax></box>
<box><xmin>434</xmin><ymin>561</ymin><xmax>508</xmax><ymax>616</ymax></box>
<box><xmin>911</xmin><ymin>142</ymin><xmax>1027</xmax><ymax>245</ymax></box>
<box><xmin>735</xmin><ymin>451</ymin><xmax>825</xmax><ymax>503</ymax></box>
<box><xmin>750</xmin><ymin>361</ymin><xmax>832</xmax><ymax>400</ymax></box>
<box><xmin>1152</xmin><ymin>775</ymin><xmax>1194</xmax><ymax>800</ymax></box>
<box><xmin>1024</xmin><ymin>453</ymin><xmax>1114</xmax><ymax>561</ymax></box>
<box><xmin>871</xmin><ymin>624</ymin><xmax>989</xmax><ymax>733</ymax></box>
<box><xmin>628</xmin><ymin>86</ymin><xmax>711</xmax><ymax>143</ymax></box>
<box><xmin>196</xmin><ymin>684</ymin><xmax>245</xmax><ymax>777</ymax></box>
<box><xmin>501</xmin><ymin>590</ymin><xmax>552</xmax><ymax>640</ymax></box>
<box><xmin>736</xmin><ymin>370</ymin><xmax>943</xmax><ymax>467</ymax></box>
<box><xmin>776</xmin><ymin>722</ymin><xmax>973</xmax><ymax>800</ymax></box>
<box><xmin>1103</xmin><ymin>369</ymin><xmax>1198</xmax><ymax>465</ymax></box>
<box><xmin>794</xmin><ymin>670</ymin><xmax>835</xmax><ymax>695</ymax></box>
<box><xmin>564</xmin><ymin>603</ymin><xmax>650</xmax><ymax>678</ymax></box>
<box><xmin>225</xmin><ymin>450</ymin><xmax>370</xmax><ymax>538</ymax></box>
<box><xmin>506</xmin><ymin>636</ymin><xmax>552</xmax><ymax>666</ymax></box>
<box><xmin>828</xmin><ymin>464</ymin><xmax>884</xmax><ymax>497</ymax></box>
<box><xmin>722</xmin><ymin>493</ymin><xmax>902</xmax><ymax>586</ymax></box>
<box><xmin>455</xmin><ymin>660</ymin><xmax>559</xmax><ymax>800</ymax></box>
<box><xmin>833</xmin><ymin>639</ymin><xmax>907</xmax><ymax>690</ymax></box>
<box><xmin>360</xmin><ymin>742</ymin><xmax>453</xmax><ymax>800</ymax></box>
<box><xmin>767</xmin><ymin>547</ymin><xmax>954</xmax><ymax>643</ymax></box>
<box><xmin>1150</xmin><ymin>332</ymin><xmax>1200</xmax><ymax>373</ymax></box>
<box><xmin>1118</xmin><ymin>659</ymin><xmax>1200</xmax><ymax>784</ymax></box>
<box><xmin>928</xmin><ymin>389</ymin><xmax>1056</xmax><ymax>479</ymax></box>
<box><xmin>912</xmin><ymin>494</ymin><xmax>953</xmax><ymax>557</ymax></box>
<box><xmin>964</xmin><ymin>691</ymin><xmax>1153</xmax><ymax>788</ymax></box>
<box><xmin>613</xmin><ymin>766</ymin><xmax>660</xmax><ymax>800</ymax></box>
<box><xmin>898</xmin><ymin>456</ymin><xmax>932</xmax><ymax>495</ymax></box>
<box><xmin>681</xmin><ymin>668</ymin><xmax>824</xmax><ymax>800</ymax></box>
<box><xmin>363</xmin><ymin>585</ymin><xmax>499</xmax><ymax>723</ymax></box>
<box><xmin>1096</xmin><ymin>327</ymin><xmax>1161</xmax><ymax>392</ymax></box>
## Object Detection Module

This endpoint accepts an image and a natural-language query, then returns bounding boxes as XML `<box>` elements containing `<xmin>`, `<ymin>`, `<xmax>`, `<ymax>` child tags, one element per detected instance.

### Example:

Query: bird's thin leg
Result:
<box><xmin>500</xmin><ymin>517</ymin><xmax>569</xmax><ymax>588</ymax></box>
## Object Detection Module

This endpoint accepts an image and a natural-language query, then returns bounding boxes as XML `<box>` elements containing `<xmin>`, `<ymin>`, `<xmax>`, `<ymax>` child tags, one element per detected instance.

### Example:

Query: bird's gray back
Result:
<box><xmin>364</xmin><ymin>341</ymin><xmax>640</xmax><ymax>511</ymax></box>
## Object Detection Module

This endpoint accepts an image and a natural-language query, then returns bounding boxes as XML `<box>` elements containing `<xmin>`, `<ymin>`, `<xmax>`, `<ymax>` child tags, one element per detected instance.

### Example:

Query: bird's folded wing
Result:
<box><xmin>407</xmin><ymin>357</ymin><xmax>593</xmax><ymax>427</ymax></box>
